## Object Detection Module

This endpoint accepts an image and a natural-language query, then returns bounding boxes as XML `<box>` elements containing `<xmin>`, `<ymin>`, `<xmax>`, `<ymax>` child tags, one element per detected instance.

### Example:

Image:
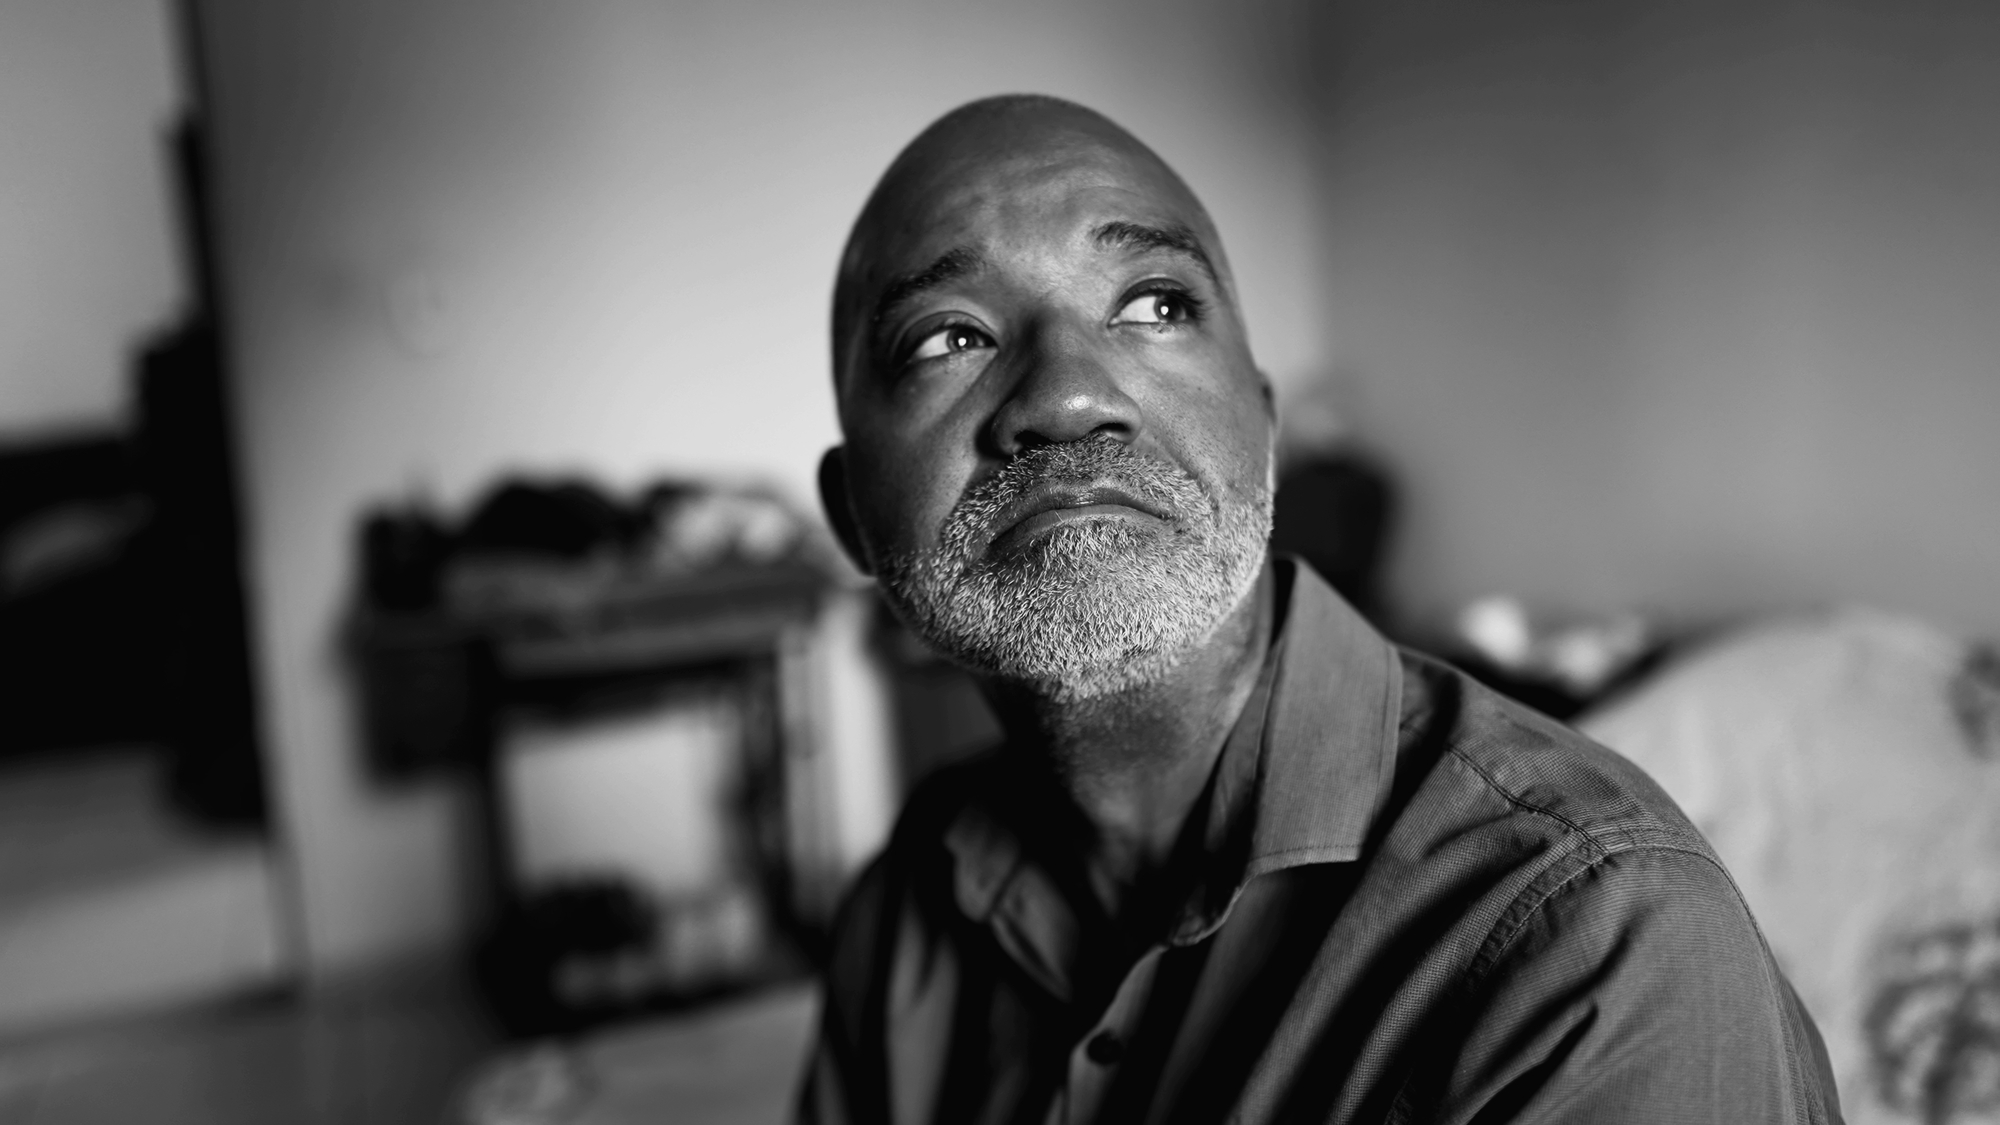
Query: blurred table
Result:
<box><xmin>354</xmin><ymin>563</ymin><xmax>845</xmax><ymax>1029</ymax></box>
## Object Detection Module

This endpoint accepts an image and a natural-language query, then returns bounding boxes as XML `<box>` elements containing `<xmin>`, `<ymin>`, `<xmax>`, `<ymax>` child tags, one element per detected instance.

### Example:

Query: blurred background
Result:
<box><xmin>2</xmin><ymin>0</ymin><xmax>1997</xmax><ymax>1122</ymax></box>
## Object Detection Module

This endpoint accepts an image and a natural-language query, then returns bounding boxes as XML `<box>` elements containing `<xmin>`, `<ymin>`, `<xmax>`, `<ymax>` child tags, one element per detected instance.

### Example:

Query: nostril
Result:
<box><xmin>988</xmin><ymin>421</ymin><xmax>1048</xmax><ymax>458</ymax></box>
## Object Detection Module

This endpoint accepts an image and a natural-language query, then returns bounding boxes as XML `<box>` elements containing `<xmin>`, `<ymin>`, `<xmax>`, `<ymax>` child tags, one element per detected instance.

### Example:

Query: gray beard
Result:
<box><xmin>876</xmin><ymin>434</ymin><xmax>1272</xmax><ymax>703</ymax></box>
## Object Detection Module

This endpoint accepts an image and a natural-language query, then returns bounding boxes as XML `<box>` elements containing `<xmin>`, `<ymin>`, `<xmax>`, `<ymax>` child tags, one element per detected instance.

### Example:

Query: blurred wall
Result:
<box><xmin>193</xmin><ymin>0</ymin><xmax>1332</xmax><ymax>972</ymax></box>
<box><xmin>199</xmin><ymin>0</ymin><xmax>2000</xmax><ymax>975</ymax></box>
<box><xmin>0</xmin><ymin>0</ymin><xmax>185</xmax><ymax>437</ymax></box>
<box><xmin>1316</xmin><ymin>1</ymin><xmax>2000</xmax><ymax>635</ymax></box>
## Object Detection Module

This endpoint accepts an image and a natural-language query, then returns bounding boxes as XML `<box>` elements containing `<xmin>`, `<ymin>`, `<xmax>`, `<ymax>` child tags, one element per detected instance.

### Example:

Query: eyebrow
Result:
<box><xmin>870</xmin><ymin>246</ymin><xmax>986</xmax><ymax>332</ymax></box>
<box><xmin>1091</xmin><ymin>220</ymin><xmax>1221</xmax><ymax>288</ymax></box>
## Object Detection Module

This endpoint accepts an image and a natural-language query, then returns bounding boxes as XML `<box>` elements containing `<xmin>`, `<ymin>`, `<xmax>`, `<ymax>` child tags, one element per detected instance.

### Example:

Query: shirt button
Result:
<box><xmin>1085</xmin><ymin>1031</ymin><xmax>1124</xmax><ymax>1066</ymax></box>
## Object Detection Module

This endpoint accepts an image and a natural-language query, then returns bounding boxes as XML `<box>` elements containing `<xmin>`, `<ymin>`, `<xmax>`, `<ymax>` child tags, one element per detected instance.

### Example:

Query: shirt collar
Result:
<box><xmin>940</xmin><ymin>556</ymin><xmax>1405</xmax><ymax>973</ymax></box>
<box><xmin>1244</xmin><ymin>555</ymin><xmax>1405</xmax><ymax>875</ymax></box>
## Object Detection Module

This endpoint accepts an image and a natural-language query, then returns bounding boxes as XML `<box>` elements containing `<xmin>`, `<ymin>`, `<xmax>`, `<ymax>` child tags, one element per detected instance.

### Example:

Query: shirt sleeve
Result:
<box><xmin>1418</xmin><ymin>845</ymin><xmax>1844</xmax><ymax>1125</ymax></box>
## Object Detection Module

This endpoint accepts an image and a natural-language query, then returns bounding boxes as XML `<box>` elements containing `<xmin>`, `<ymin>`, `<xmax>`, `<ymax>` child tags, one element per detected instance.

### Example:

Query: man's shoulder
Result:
<box><xmin>1389</xmin><ymin>647</ymin><xmax>1718</xmax><ymax>868</ymax></box>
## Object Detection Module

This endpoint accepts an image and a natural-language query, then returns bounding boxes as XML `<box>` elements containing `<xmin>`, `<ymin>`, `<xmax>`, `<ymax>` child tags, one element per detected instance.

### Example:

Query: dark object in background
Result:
<box><xmin>458</xmin><ymin>479</ymin><xmax>639</xmax><ymax>560</ymax></box>
<box><xmin>0</xmin><ymin>433</ymin><xmax>164</xmax><ymax>753</ymax></box>
<box><xmin>0</xmin><ymin>322</ymin><xmax>266</xmax><ymax>827</ymax></box>
<box><xmin>360</xmin><ymin>505</ymin><xmax>453</xmax><ymax>612</ymax></box>
<box><xmin>0</xmin><ymin>107</ymin><xmax>265</xmax><ymax>824</ymax></box>
<box><xmin>0</xmin><ymin>433</ymin><xmax>136</xmax><ymax>530</ymax></box>
<box><xmin>1270</xmin><ymin>452</ymin><xmax>1393</xmax><ymax>625</ymax></box>
<box><xmin>351</xmin><ymin>612</ymin><xmax>493</xmax><ymax>777</ymax></box>
<box><xmin>134</xmin><ymin>322</ymin><xmax>267</xmax><ymax>825</ymax></box>
<box><xmin>476</xmin><ymin>878</ymin><xmax>660</xmax><ymax>1037</ymax></box>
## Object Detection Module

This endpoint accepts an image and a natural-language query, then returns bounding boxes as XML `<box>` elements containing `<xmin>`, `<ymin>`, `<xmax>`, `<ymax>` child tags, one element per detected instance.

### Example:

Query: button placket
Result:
<box><xmin>1062</xmin><ymin>946</ymin><xmax>1162</xmax><ymax>1123</ymax></box>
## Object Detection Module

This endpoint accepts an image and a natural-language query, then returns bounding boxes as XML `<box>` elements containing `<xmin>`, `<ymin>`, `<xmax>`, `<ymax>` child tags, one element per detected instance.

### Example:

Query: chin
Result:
<box><xmin>881</xmin><ymin>516</ymin><xmax>1266</xmax><ymax>702</ymax></box>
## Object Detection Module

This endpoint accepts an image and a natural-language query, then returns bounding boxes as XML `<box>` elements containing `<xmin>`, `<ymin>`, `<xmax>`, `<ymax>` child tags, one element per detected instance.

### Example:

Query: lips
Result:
<box><xmin>985</xmin><ymin>481</ymin><xmax>1173</xmax><ymax>551</ymax></box>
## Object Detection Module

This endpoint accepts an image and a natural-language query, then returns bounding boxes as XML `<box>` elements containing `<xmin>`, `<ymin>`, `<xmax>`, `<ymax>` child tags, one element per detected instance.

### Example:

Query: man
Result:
<box><xmin>804</xmin><ymin>94</ymin><xmax>1841</xmax><ymax>1124</ymax></box>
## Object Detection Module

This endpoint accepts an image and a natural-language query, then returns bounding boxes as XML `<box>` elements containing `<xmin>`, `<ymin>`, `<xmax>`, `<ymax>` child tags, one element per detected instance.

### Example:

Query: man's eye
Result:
<box><xmin>908</xmin><ymin>324</ymin><xmax>995</xmax><ymax>363</ymax></box>
<box><xmin>1113</xmin><ymin>289</ymin><xmax>1198</xmax><ymax>326</ymax></box>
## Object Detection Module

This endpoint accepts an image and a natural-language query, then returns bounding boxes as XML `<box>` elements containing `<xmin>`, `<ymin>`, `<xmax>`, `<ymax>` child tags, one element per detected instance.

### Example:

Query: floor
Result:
<box><xmin>459</xmin><ymin>982</ymin><xmax>817</xmax><ymax>1125</ymax></box>
<box><xmin>0</xmin><ymin>748</ymin><xmax>813</xmax><ymax>1124</ymax></box>
<box><xmin>0</xmin><ymin>747</ymin><xmax>497</xmax><ymax>1124</ymax></box>
<box><xmin>0</xmin><ymin>962</ymin><xmax>502</xmax><ymax>1125</ymax></box>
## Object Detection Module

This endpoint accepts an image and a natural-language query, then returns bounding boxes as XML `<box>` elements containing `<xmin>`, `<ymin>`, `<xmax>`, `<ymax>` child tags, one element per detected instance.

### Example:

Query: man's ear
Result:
<box><xmin>817</xmin><ymin>445</ymin><xmax>873</xmax><ymax>577</ymax></box>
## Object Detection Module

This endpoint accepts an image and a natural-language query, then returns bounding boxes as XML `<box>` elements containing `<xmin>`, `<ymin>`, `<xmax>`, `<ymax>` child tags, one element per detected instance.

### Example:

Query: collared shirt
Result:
<box><xmin>799</xmin><ymin>559</ymin><xmax>1843</xmax><ymax>1125</ymax></box>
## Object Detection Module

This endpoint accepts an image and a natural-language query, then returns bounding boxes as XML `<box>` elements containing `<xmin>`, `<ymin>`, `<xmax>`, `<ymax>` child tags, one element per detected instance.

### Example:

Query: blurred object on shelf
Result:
<box><xmin>441</xmin><ymin>477</ymin><xmax>826</xmax><ymax>620</ymax></box>
<box><xmin>354</xmin><ymin>476</ymin><xmax>832</xmax><ymax>623</ymax></box>
<box><xmin>460</xmin><ymin>480</ymin><xmax>642</xmax><ymax>559</ymax></box>
<box><xmin>350</xmin><ymin>476</ymin><xmax>837</xmax><ymax>777</ymax></box>
<box><xmin>639</xmin><ymin>483</ymin><xmax>806</xmax><ymax>574</ymax></box>
<box><xmin>1447</xmin><ymin>595</ymin><xmax>1658</xmax><ymax>719</ymax></box>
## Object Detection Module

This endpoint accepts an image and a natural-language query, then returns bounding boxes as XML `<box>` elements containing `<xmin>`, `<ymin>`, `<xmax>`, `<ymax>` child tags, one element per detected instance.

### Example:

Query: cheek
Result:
<box><xmin>1136</xmin><ymin>361</ymin><xmax>1273</xmax><ymax>499</ymax></box>
<box><xmin>844</xmin><ymin>429</ymin><xmax>974</xmax><ymax>559</ymax></box>
<box><xmin>842</xmin><ymin>376</ymin><xmax>1002</xmax><ymax>557</ymax></box>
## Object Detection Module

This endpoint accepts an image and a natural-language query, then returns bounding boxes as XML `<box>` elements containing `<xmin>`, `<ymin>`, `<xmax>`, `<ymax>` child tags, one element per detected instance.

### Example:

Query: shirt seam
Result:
<box><xmin>1389</xmin><ymin>839</ymin><xmax>1764</xmax><ymax>1124</ymax></box>
<box><xmin>1442</xmin><ymin>744</ymin><xmax>1620</xmax><ymax>862</ymax></box>
<box><xmin>1471</xmin><ymin>839</ymin><xmax>1734</xmax><ymax>978</ymax></box>
<box><xmin>1442</xmin><ymin>741</ymin><xmax>1743</xmax><ymax>977</ymax></box>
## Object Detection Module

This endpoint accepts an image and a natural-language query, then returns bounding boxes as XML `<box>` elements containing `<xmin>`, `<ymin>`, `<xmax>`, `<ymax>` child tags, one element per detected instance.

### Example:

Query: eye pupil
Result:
<box><xmin>1156</xmin><ymin>296</ymin><xmax>1176</xmax><ymax>320</ymax></box>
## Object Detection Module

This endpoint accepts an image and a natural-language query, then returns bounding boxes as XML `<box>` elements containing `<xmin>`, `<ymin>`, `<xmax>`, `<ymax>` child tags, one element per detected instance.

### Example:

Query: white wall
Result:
<box><xmin>0</xmin><ymin>0</ymin><xmax>185</xmax><ymax>436</ymax></box>
<box><xmin>195</xmin><ymin>0</ymin><xmax>1334</xmax><ymax>972</ymax></box>
<box><xmin>1314</xmin><ymin>0</ymin><xmax>2000</xmax><ymax>636</ymax></box>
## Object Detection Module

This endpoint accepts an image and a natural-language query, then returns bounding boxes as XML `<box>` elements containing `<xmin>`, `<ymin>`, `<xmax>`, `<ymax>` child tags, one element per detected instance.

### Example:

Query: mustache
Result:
<box><xmin>944</xmin><ymin>434</ymin><xmax>1211</xmax><ymax>546</ymax></box>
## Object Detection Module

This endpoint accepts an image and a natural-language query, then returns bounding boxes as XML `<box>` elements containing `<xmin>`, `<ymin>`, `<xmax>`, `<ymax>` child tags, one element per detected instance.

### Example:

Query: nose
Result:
<box><xmin>987</xmin><ymin>322</ymin><xmax>1143</xmax><ymax>457</ymax></box>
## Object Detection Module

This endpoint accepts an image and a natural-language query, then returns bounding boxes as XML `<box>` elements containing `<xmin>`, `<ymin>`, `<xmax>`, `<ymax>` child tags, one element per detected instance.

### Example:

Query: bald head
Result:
<box><xmin>814</xmin><ymin>93</ymin><xmax>1275</xmax><ymax>695</ymax></box>
<box><xmin>830</xmin><ymin>95</ymin><xmax>1238</xmax><ymax>394</ymax></box>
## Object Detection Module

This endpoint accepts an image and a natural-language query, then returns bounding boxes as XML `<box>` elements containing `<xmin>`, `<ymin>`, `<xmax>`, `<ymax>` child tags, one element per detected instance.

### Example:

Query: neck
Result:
<box><xmin>980</xmin><ymin>563</ymin><xmax>1276</xmax><ymax>925</ymax></box>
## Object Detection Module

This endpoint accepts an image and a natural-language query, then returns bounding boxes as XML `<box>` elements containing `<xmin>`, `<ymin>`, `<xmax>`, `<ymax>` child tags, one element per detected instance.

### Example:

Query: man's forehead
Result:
<box><xmin>871</xmin><ymin>185</ymin><xmax>1199</xmax><ymax>284</ymax></box>
<box><xmin>858</xmin><ymin>139</ymin><xmax>1211</xmax><ymax>286</ymax></box>
<box><xmin>831</xmin><ymin>96</ymin><xmax>1233</xmax><ymax>386</ymax></box>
